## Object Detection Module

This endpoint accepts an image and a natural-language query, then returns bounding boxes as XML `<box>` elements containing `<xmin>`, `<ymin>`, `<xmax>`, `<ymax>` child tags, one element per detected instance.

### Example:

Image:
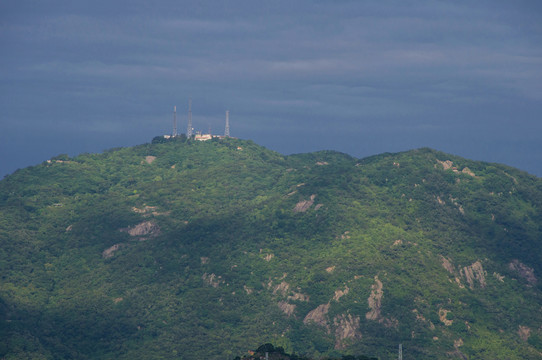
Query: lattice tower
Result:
<box><xmin>187</xmin><ymin>98</ymin><xmax>193</xmax><ymax>138</ymax></box>
<box><xmin>173</xmin><ymin>105</ymin><xmax>177</xmax><ymax>137</ymax></box>
<box><xmin>224</xmin><ymin>110</ymin><xmax>230</xmax><ymax>137</ymax></box>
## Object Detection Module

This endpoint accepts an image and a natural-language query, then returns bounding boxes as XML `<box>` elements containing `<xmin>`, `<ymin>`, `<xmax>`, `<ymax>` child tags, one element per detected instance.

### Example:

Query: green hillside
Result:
<box><xmin>1</xmin><ymin>137</ymin><xmax>541</xmax><ymax>359</ymax></box>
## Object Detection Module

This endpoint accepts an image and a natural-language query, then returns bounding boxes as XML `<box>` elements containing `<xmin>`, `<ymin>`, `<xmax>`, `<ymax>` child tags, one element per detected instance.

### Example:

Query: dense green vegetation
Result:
<box><xmin>1</xmin><ymin>137</ymin><xmax>541</xmax><ymax>359</ymax></box>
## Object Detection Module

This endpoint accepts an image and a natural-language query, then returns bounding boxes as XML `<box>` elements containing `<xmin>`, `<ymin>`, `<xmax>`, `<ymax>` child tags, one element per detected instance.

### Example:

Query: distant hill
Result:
<box><xmin>1</xmin><ymin>137</ymin><xmax>541</xmax><ymax>359</ymax></box>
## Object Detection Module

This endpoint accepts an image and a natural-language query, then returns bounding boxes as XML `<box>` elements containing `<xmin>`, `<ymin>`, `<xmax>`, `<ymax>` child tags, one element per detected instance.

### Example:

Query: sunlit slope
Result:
<box><xmin>1</xmin><ymin>138</ymin><xmax>541</xmax><ymax>359</ymax></box>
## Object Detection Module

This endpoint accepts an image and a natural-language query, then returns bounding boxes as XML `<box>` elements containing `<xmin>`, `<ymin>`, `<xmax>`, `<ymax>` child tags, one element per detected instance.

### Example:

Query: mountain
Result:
<box><xmin>1</xmin><ymin>137</ymin><xmax>541</xmax><ymax>360</ymax></box>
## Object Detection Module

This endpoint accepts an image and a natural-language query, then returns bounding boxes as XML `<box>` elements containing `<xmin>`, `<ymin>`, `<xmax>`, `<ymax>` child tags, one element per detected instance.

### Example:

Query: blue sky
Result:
<box><xmin>2</xmin><ymin>0</ymin><xmax>542</xmax><ymax>177</ymax></box>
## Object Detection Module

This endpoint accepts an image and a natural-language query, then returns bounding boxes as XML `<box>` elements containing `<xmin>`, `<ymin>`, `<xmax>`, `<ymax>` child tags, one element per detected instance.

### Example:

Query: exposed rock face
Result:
<box><xmin>366</xmin><ymin>276</ymin><xmax>383</xmax><ymax>321</ymax></box>
<box><xmin>450</xmin><ymin>338</ymin><xmax>468</xmax><ymax>360</ymax></box>
<box><xmin>132</xmin><ymin>205</ymin><xmax>157</xmax><ymax>214</ymax></box>
<box><xmin>518</xmin><ymin>325</ymin><xmax>531</xmax><ymax>341</ymax></box>
<box><xmin>132</xmin><ymin>205</ymin><xmax>170</xmax><ymax>217</ymax></box>
<box><xmin>278</xmin><ymin>301</ymin><xmax>296</xmax><ymax>317</ymax></box>
<box><xmin>273</xmin><ymin>281</ymin><xmax>290</xmax><ymax>296</ymax></box>
<box><xmin>145</xmin><ymin>156</ymin><xmax>156</xmax><ymax>164</ymax></box>
<box><xmin>460</xmin><ymin>261</ymin><xmax>486</xmax><ymax>289</ymax></box>
<box><xmin>441</xmin><ymin>256</ymin><xmax>486</xmax><ymax>289</ymax></box>
<box><xmin>333</xmin><ymin>286</ymin><xmax>349</xmax><ymax>302</ymax></box>
<box><xmin>293</xmin><ymin>194</ymin><xmax>316</xmax><ymax>212</ymax></box>
<box><xmin>440</xmin><ymin>256</ymin><xmax>455</xmax><ymax>274</ymax></box>
<box><xmin>288</xmin><ymin>292</ymin><xmax>309</xmax><ymax>302</ymax></box>
<box><xmin>333</xmin><ymin>314</ymin><xmax>362</xmax><ymax>350</ymax></box>
<box><xmin>202</xmin><ymin>273</ymin><xmax>223</xmax><ymax>288</ymax></box>
<box><xmin>102</xmin><ymin>244</ymin><xmax>122</xmax><ymax>258</ymax></box>
<box><xmin>122</xmin><ymin>221</ymin><xmax>160</xmax><ymax>238</ymax></box>
<box><xmin>439</xmin><ymin>309</ymin><xmax>453</xmax><ymax>326</ymax></box>
<box><xmin>462</xmin><ymin>167</ymin><xmax>475</xmax><ymax>177</ymax></box>
<box><xmin>509</xmin><ymin>260</ymin><xmax>537</xmax><ymax>285</ymax></box>
<box><xmin>437</xmin><ymin>160</ymin><xmax>453</xmax><ymax>170</ymax></box>
<box><xmin>303</xmin><ymin>303</ymin><xmax>330</xmax><ymax>332</ymax></box>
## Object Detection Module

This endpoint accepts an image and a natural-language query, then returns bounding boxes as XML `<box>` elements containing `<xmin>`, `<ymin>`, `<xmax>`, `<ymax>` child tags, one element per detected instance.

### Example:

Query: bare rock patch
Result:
<box><xmin>144</xmin><ymin>156</ymin><xmax>156</xmax><ymax>164</ymax></box>
<box><xmin>273</xmin><ymin>281</ymin><xmax>290</xmax><ymax>296</ymax></box>
<box><xmin>518</xmin><ymin>325</ymin><xmax>531</xmax><ymax>341</ymax></box>
<box><xmin>304</xmin><ymin>303</ymin><xmax>330</xmax><ymax>332</ymax></box>
<box><xmin>278</xmin><ymin>301</ymin><xmax>296</xmax><ymax>317</ymax></box>
<box><xmin>439</xmin><ymin>309</ymin><xmax>453</xmax><ymax>326</ymax></box>
<box><xmin>202</xmin><ymin>273</ymin><xmax>224</xmax><ymax>288</ymax></box>
<box><xmin>437</xmin><ymin>160</ymin><xmax>453</xmax><ymax>170</ymax></box>
<box><xmin>460</xmin><ymin>261</ymin><xmax>486</xmax><ymax>289</ymax></box>
<box><xmin>102</xmin><ymin>244</ymin><xmax>122</xmax><ymax>258</ymax></box>
<box><xmin>293</xmin><ymin>194</ymin><xmax>316</xmax><ymax>213</ymax></box>
<box><xmin>509</xmin><ymin>260</ymin><xmax>537</xmax><ymax>285</ymax></box>
<box><xmin>333</xmin><ymin>286</ymin><xmax>349</xmax><ymax>302</ymax></box>
<box><xmin>366</xmin><ymin>276</ymin><xmax>383</xmax><ymax>321</ymax></box>
<box><xmin>333</xmin><ymin>314</ymin><xmax>362</xmax><ymax>350</ymax></box>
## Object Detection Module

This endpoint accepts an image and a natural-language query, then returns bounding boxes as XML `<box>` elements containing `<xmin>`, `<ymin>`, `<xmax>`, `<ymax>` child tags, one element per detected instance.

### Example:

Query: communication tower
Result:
<box><xmin>224</xmin><ymin>110</ymin><xmax>230</xmax><ymax>137</ymax></box>
<box><xmin>173</xmin><ymin>105</ymin><xmax>177</xmax><ymax>137</ymax></box>
<box><xmin>187</xmin><ymin>98</ymin><xmax>193</xmax><ymax>138</ymax></box>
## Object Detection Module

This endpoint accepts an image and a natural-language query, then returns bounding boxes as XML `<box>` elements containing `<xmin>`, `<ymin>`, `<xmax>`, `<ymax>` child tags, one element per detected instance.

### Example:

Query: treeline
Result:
<box><xmin>234</xmin><ymin>343</ymin><xmax>377</xmax><ymax>360</ymax></box>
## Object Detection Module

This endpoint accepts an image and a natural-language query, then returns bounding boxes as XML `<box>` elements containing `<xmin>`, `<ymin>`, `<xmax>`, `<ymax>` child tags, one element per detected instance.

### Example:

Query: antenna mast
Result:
<box><xmin>187</xmin><ymin>98</ymin><xmax>193</xmax><ymax>138</ymax></box>
<box><xmin>173</xmin><ymin>105</ymin><xmax>177</xmax><ymax>137</ymax></box>
<box><xmin>224</xmin><ymin>110</ymin><xmax>230</xmax><ymax>137</ymax></box>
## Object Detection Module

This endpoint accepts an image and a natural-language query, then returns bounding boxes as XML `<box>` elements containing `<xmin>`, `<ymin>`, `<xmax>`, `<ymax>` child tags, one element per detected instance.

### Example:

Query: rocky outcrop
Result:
<box><xmin>293</xmin><ymin>195</ymin><xmax>316</xmax><ymax>212</ymax></box>
<box><xmin>366</xmin><ymin>276</ymin><xmax>383</xmax><ymax>321</ymax></box>
<box><xmin>202</xmin><ymin>273</ymin><xmax>224</xmax><ymax>288</ymax></box>
<box><xmin>440</xmin><ymin>256</ymin><xmax>455</xmax><ymax>274</ymax></box>
<box><xmin>509</xmin><ymin>260</ymin><xmax>537</xmax><ymax>285</ymax></box>
<box><xmin>288</xmin><ymin>292</ymin><xmax>309</xmax><ymax>302</ymax></box>
<box><xmin>437</xmin><ymin>160</ymin><xmax>453</xmax><ymax>170</ymax></box>
<box><xmin>278</xmin><ymin>301</ymin><xmax>296</xmax><ymax>317</ymax></box>
<box><xmin>442</xmin><ymin>256</ymin><xmax>486</xmax><ymax>290</ymax></box>
<box><xmin>132</xmin><ymin>205</ymin><xmax>170</xmax><ymax>217</ymax></box>
<box><xmin>460</xmin><ymin>261</ymin><xmax>486</xmax><ymax>289</ymax></box>
<box><xmin>518</xmin><ymin>325</ymin><xmax>531</xmax><ymax>341</ymax></box>
<box><xmin>439</xmin><ymin>308</ymin><xmax>453</xmax><ymax>326</ymax></box>
<box><xmin>461</xmin><ymin>167</ymin><xmax>475</xmax><ymax>177</ymax></box>
<box><xmin>121</xmin><ymin>221</ymin><xmax>160</xmax><ymax>238</ymax></box>
<box><xmin>333</xmin><ymin>286</ymin><xmax>349</xmax><ymax>302</ymax></box>
<box><xmin>333</xmin><ymin>314</ymin><xmax>362</xmax><ymax>350</ymax></box>
<box><xmin>273</xmin><ymin>281</ymin><xmax>290</xmax><ymax>296</ymax></box>
<box><xmin>102</xmin><ymin>244</ymin><xmax>122</xmax><ymax>258</ymax></box>
<box><xmin>144</xmin><ymin>156</ymin><xmax>156</xmax><ymax>164</ymax></box>
<box><xmin>303</xmin><ymin>303</ymin><xmax>330</xmax><ymax>332</ymax></box>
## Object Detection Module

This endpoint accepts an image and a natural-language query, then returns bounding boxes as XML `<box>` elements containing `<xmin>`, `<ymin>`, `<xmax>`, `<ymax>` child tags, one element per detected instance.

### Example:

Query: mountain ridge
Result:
<box><xmin>1</xmin><ymin>138</ymin><xmax>541</xmax><ymax>359</ymax></box>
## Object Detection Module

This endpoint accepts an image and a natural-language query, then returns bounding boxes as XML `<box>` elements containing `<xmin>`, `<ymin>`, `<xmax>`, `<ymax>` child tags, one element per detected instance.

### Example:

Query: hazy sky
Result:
<box><xmin>2</xmin><ymin>0</ymin><xmax>542</xmax><ymax>177</ymax></box>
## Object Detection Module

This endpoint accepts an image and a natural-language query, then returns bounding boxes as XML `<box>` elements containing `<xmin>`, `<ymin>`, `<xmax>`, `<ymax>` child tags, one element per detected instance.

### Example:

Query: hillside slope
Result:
<box><xmin>1</xmin><ymin>137</ymin><xmax>541</xmax><ymax>359</ymax></box>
